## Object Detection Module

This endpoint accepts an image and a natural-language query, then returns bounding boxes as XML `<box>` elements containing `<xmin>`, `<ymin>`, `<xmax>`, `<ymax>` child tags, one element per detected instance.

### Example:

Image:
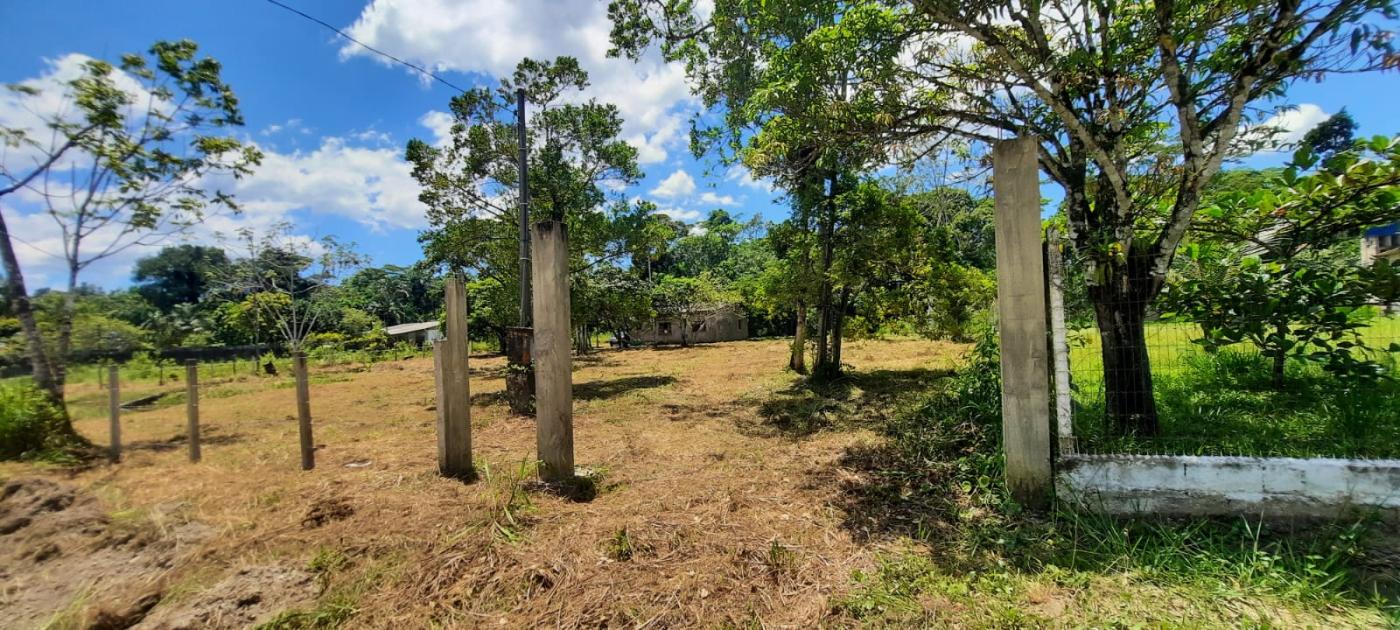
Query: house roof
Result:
<box><xmin>384</xmin><ymin>321</ymin><xmax>439</xmax><ymax>336</ymax></box>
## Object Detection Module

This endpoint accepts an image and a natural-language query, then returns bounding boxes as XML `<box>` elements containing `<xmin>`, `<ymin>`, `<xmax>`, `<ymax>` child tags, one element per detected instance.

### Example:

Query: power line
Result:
<box><xmin>261</xmin><ymin>0</ymin><xmax>468</xmax><ymax>94</ymax></box>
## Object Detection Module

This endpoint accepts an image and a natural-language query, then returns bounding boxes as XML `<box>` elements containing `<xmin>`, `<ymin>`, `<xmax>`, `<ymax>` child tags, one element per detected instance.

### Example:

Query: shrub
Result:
<box><xmin>0</xmin><ymin>381</ymin><xmax>65</xmax><ymax>459</ymax></box>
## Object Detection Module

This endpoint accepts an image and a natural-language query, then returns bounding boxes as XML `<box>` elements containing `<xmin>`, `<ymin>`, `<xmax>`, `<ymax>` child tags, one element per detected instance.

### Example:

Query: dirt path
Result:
<box><xmin>0</xmin><ymin>339</ymin><xmax>965</xmax><ymax>627</ymax></box>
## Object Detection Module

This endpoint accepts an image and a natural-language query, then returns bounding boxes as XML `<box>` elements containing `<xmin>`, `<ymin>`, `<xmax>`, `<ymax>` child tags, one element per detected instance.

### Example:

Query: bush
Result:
<box><xmin>0</xmin><ymin>381</ymin><xmax>65</xmax><ymax>459</ymax></box>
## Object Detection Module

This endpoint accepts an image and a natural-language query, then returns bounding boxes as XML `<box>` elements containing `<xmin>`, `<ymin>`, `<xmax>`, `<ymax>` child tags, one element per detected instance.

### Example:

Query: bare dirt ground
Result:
<box><xmin>2</xmin><ymin>339</ymin><xmax>1393</xmax><ymax>628</ymax></box>
<box><xmin>0</xmin><ymin>339</ymin><xmax>963</xmax><ymax>628</ymax></box>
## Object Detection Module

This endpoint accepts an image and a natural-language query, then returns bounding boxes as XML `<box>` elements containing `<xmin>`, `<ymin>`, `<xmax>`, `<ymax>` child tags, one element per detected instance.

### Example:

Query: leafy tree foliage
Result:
<box><xmin>1302</xmin><ymin>110</ymin><xmax>1360</xmax><ymax>159</ymax></box>
<box><xmin>407</xmin><ymin>56</ymin><xmax>641</xmax><ymax>342</ymax></box>
<box><xmin>1165</xmin><ymin>136</ymin><xmax>1400</xmax><ymax>386</ymax></box>
<box><xmin>609</xmin><ymin>0</ymin><xmax>1397</xmax><ymax>433</ymax></box>
<box><xmin>340</xmin><ymin>262</ymin><xmax>443</xmax><ymax>327</ymax></box>
<box><xmin>133</xmin><ymin>245</ymin><xmax>230</xmax><ymax>312</ymax></box>
<box><xmin>0</xmin><ymin>40</ymin><xmax>260</xmax><ymax>418</ymax></box>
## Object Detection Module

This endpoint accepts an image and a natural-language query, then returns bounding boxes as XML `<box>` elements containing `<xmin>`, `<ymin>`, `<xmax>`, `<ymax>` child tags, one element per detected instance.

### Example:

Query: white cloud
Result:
<box><xmin>649</xmin><ymin>169</ymin><xmax>696</xmax><ymax>199</ymax></box>
<box><xmin>725</xmin><ymin>165</ymin><xmax>774</xmax><ymax>193</ymax></box>
<box><xmin>657</xmin><ymin>207</ymin><xmax>703</xmax><ymax>222</ymax></box>
<box><xmin>698</xmin><ymin>191</ymin><xmax>737</xmax><ymax>206</ymax></box>
<box><xmin>260</xmin><ymin>118</ymin><xmax>306</xmax><ymax>136</ymax></box>
<box><xmin>340</xmin><ymin>0</ymin><xmax>695</xmax><ymax>167</ymax></box>
<box><xmin>1245</xmin><ymin>103</ymin><xmax>1331</xmax><ymax>151</ymax></box>
<box><xmin>225</xmin><ymin>136</ymin><xmax>428</xmax><ymax>233</ymax></box>
<box><xmin>418</xmin><ymin>110</ymin><xmax>454</xmax><ymax>146</ymax></box>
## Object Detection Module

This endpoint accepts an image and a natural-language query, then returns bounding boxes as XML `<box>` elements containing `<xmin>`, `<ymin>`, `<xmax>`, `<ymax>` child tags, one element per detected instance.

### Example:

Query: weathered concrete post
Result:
<box><xmin>186</xmin><ymin>359</ymin><xmax>201</xmax><ymax>462</ymax></box>
<box><xmin>437</xmin><ymin>274</ymin><xmax>474</xmax><ymax>478</ymax></box>
<box><xmin>107</xmin><ymin>366</ymin><xmax>120</xmax><ymax>463</ymax></box>
<box><xmin>531</xmin><ymin>219</ymin><xmax>574</xmax><ymax>481</ymax></box>
<box><xmin>993</xmin><ymin>136</ymin><xmax>1053</xmax><ymax>509</ymax></box>
<box><xmin>293</xmin><ymin>351</ymin><xmax>315</xmax><ymax>470</ymax></box>
<box><xmin>1045</xmin><ymin>227</ymin><xmax>1075</xmax><ymax>454</ymax></box>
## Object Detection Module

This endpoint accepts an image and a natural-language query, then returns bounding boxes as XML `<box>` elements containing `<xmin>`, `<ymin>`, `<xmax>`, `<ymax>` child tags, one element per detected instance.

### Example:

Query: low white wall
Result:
<box><xmin>1057</xmin><ymin>454</ymin><xmax>1400</xmax><ymax>519</ymax></box>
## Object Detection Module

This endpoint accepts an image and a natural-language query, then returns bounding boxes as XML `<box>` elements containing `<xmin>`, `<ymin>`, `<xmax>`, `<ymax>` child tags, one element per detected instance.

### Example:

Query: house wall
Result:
<box><xmin>388</xmin><ymin>328</ymin><xmax>441</xmax><ymax>348</ymax></box>
<box><xmin>1057</xmin><ymin>454</ymin><xmax>1400</xmax><ymax>519</ymax></box>
<box><xmin>631</xmin><ymin>312</ymin><xmax>748</xmax><ymax>344</ymax></box>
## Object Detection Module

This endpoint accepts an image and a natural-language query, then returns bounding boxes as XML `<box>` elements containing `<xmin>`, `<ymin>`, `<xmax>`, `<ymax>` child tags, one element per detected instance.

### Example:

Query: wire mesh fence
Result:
<box><xmin>1054</xmin><ymin>248</ymin><xmax>1400</xmax><ymax>461</ymax></box>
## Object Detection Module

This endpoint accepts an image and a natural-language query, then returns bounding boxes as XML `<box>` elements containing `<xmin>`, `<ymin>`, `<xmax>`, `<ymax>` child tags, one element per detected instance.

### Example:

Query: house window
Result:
<box><xmin>658</xmin><ymin>321</ymin><xmax>672</xmax><ymax>336</ymax></box>
<box><xmin>692</xmin><ymin>321</ymin><xmax>705</xmax><ymax>332</ymax></box>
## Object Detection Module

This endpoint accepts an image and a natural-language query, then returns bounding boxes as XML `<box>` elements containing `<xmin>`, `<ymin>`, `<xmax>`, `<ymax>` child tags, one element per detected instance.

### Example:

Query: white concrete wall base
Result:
<box><xmin>1058</xmin><ymin>454</ymin><xmax>1400</xmax><ymax>519</ymax></box>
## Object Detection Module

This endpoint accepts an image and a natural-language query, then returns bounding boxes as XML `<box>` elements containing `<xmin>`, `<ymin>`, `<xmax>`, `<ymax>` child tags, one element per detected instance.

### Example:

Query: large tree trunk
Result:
<box><xmin>1092</xmin><ymin>292</ymin><xmax>1158</xmax><ymax>436</ymax></box>
<box><xmin>812</xmin><ymin>173</ymin><xmax>838</xmax><ymax>379</ymax></box>
<box><xmin>789</xmin><ymin>300</ymin><xmax>807</xmax><ymax>373</ymax></box>
<box><xmin>830</xmin><ymin>287</ymin><xmax>850</xmax><ymax>371</ymax></box>
<box><xmin>0</xmin><ymin>207</ymin><xmax>65</xmax><ymax>413</ymax></box>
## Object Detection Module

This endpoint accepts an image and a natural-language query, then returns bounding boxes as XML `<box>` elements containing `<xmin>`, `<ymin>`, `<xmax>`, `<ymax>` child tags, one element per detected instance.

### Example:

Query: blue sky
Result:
<box><xmin>1</xmin><ymin>0</ymin><xmax>1395</xmax><ymax>289</ymax></box>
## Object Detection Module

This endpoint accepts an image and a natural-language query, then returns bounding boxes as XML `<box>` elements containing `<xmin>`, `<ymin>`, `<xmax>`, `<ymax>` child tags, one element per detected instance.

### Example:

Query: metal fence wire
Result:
<box><xmin>1047</xmin><ymin>232</ymin><xmax>1400</xmax><ymax>461</ymax></box>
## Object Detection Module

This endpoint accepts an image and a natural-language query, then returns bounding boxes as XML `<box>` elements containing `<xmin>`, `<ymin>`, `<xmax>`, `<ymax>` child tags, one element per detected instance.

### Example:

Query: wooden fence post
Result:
<box><xmin>186</xmin><ymin>359</ymin><xmax>201</xmax><ymax>462</ymax></box>
<box><xmin>532</xmin><ymin>219</ymin><xmax>574</xmax><ymax>482</ymax></box>
<box><xmin>294</xmin><ymin>351</ymin><xmax>315</xmax><ymax>470</ymax></box>
<box><xmin>108</xmin><ymin>366</ymin><xmax>120</xmax><ymax>463</ymax></box>
<box><xmin>993</xmin><ymin>136</ymin><xmax>1053</xmax><ymax>509</ymax></box>
<box><xmin>437</xmin><ymin>274</ymin><xmax>473</xmax><ymax>478</ymax></box>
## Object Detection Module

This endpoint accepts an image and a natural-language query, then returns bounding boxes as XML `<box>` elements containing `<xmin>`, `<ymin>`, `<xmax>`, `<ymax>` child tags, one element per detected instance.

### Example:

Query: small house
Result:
<box><xmin>631</xmin><ymin>305</ymin><xmax>748</xmax><ymax>345</ymax></box>
<box><xmin>385</xmin><ymin>321</ymin><xmax>441</xmax><ymax>347</ymax></box>
<box><xmin>1362</xmin><ymin>223</ymin><xmax>1400</xmax><ymax>266</ymax></box>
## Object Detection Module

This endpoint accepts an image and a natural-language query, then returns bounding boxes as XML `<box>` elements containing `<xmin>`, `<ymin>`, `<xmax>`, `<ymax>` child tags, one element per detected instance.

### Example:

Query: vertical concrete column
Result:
<box><xmin>993</xmin><ymin>136</ymin><xmax>1053</xmax><ymax>509</ymax></box>
<box><xmin>438</xmin><ymin>274</ymin><xmax>474</xmax><ymax>478</ymax></box>
<box><xmin>531</xmin><ymin>219</ymin><xmax>574</xmax><ymax>482</ymax></box>
<box><xmin>108</xmin><ymin>366</ymin><xmax>120</xmax><ymax>464</ymax></box>
<box><xmin>294</xmin><ymin>351</ymin><xmax>315</xmax><ymax>470</ymax></box>
<box><xmin>1045</xmin><ymin>227</ymin><xmax>1075</xmax><ymax>454</ymax></box>
<box><xmin>186</xmin><ymin>359</ymin><xmax>201</xmax><ymax>462</ymax></box>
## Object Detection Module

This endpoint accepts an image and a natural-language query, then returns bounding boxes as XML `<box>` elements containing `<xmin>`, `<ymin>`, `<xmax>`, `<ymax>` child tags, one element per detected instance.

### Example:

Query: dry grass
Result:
<box><xmin>2</xmin><ymin>339</ymin><xmax>965</xmax><ymax>627</ymax></box>
<box><xmin>4</xmin><ymin>338</ymin><xmax>1391</xmax><ymax>628</ymax></box>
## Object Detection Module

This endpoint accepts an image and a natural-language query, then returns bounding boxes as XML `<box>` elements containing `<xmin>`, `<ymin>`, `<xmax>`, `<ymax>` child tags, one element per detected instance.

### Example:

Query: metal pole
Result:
<box><xmin>516</xmin><ymin>87</ymin><xmax>532</xmax><ymax>327</ymax></box>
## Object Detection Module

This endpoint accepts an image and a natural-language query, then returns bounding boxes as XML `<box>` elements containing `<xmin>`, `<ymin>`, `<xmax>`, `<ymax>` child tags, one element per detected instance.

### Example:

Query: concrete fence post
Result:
<box><xmin>108</xmin><ymin>366</ymin><xmax>120</xmax><ymax>464</ymax></box>
<box><xmin>1045</xmin><ymin>227</ymin><xmax>1075</xmax><ymax>454</ymax></box>
<box><xmin>294</xmin><ymin>351</ymin><xmax>315</xmax><ymax>470</ymax></box>
<box><xmin>186</xmin><ymin>359</ymin><xmax>201</xmax><ymax>462</ymax></box>
<box><xmin>437</xmin><ymin>274</ymin><xmax>474</xmax><ymax>478</ymax></box>
<box><xmin>992</xmin><ymin>136</ymin><xmax>1053</xmax><ymax>509</ymax></box>
<box><xmin>531</xmin><ymin>219</ymin><xmax>574</xmax><ymax>482</ymax></box>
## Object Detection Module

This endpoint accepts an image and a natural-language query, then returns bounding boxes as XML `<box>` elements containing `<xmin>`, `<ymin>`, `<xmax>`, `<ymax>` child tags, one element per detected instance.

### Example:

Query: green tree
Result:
<box><xmin>0</xmin><ymin>40</ymin><xmax>260</xmax><ymax>419</ymax></box>
<box><xmin>133</xmin><ymin>245</ymin><xmax>231</xmax><ymax>312</ymax></box>
<box><xmin>1301</xmin><ymin>110</ymin><xmax>1360</xmax><ymax>159</ymax></box>
<box><xmin>340</xmin><ymin>262</ymin><xmax>443</xmax><ymax>326</ymax></box>
<box><xmin>407</xmin><ymin>56</ymin><xmax>641</xmax><ymax>341</ymax></box>
<box><xmin>219</xmin><ymin>225</ymin><xmax>365</xmax><ymax>352</ymax></box>
<box><xmin>610</xmin><ymin>0</ymin><xmax>1397</xmax><ymax>434</ymax></box>
<box><xmin>1165</xmin><ymin>136</ymin><xmax>1400</xmax><ymax>387</ymax></box>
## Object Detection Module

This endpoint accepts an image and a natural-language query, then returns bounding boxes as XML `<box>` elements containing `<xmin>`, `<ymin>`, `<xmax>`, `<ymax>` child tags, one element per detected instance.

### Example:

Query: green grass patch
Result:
<box><xmin>833</xmin><ymin>331</ymin><xmax>1399</xmax><ymax>626</ymax></box>
<box><xmin>1069</xmin><ymin>318</ymin><xmax>1400</xmax><ymax>457</ymax></box>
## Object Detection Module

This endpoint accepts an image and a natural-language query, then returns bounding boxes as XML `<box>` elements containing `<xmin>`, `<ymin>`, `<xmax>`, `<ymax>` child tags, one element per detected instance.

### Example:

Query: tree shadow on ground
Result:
<box><xmin>574</xmin><ymin>375</ymin><xmax>677</xmax><ymax>401</ymax></box>
<box><xmin>744</xmin><ymin>367</ymin><xmax>954</xmax><ymax>439</ymax></box>
<box><xmin>469</xmin><ymin>375</ymin><xmax>677</xmax><ymax>406</ymax></box>
<box><xmin>126</xmin><ymin>431</ymin><xmax>246</xmax><ymax>453</ymax></box>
